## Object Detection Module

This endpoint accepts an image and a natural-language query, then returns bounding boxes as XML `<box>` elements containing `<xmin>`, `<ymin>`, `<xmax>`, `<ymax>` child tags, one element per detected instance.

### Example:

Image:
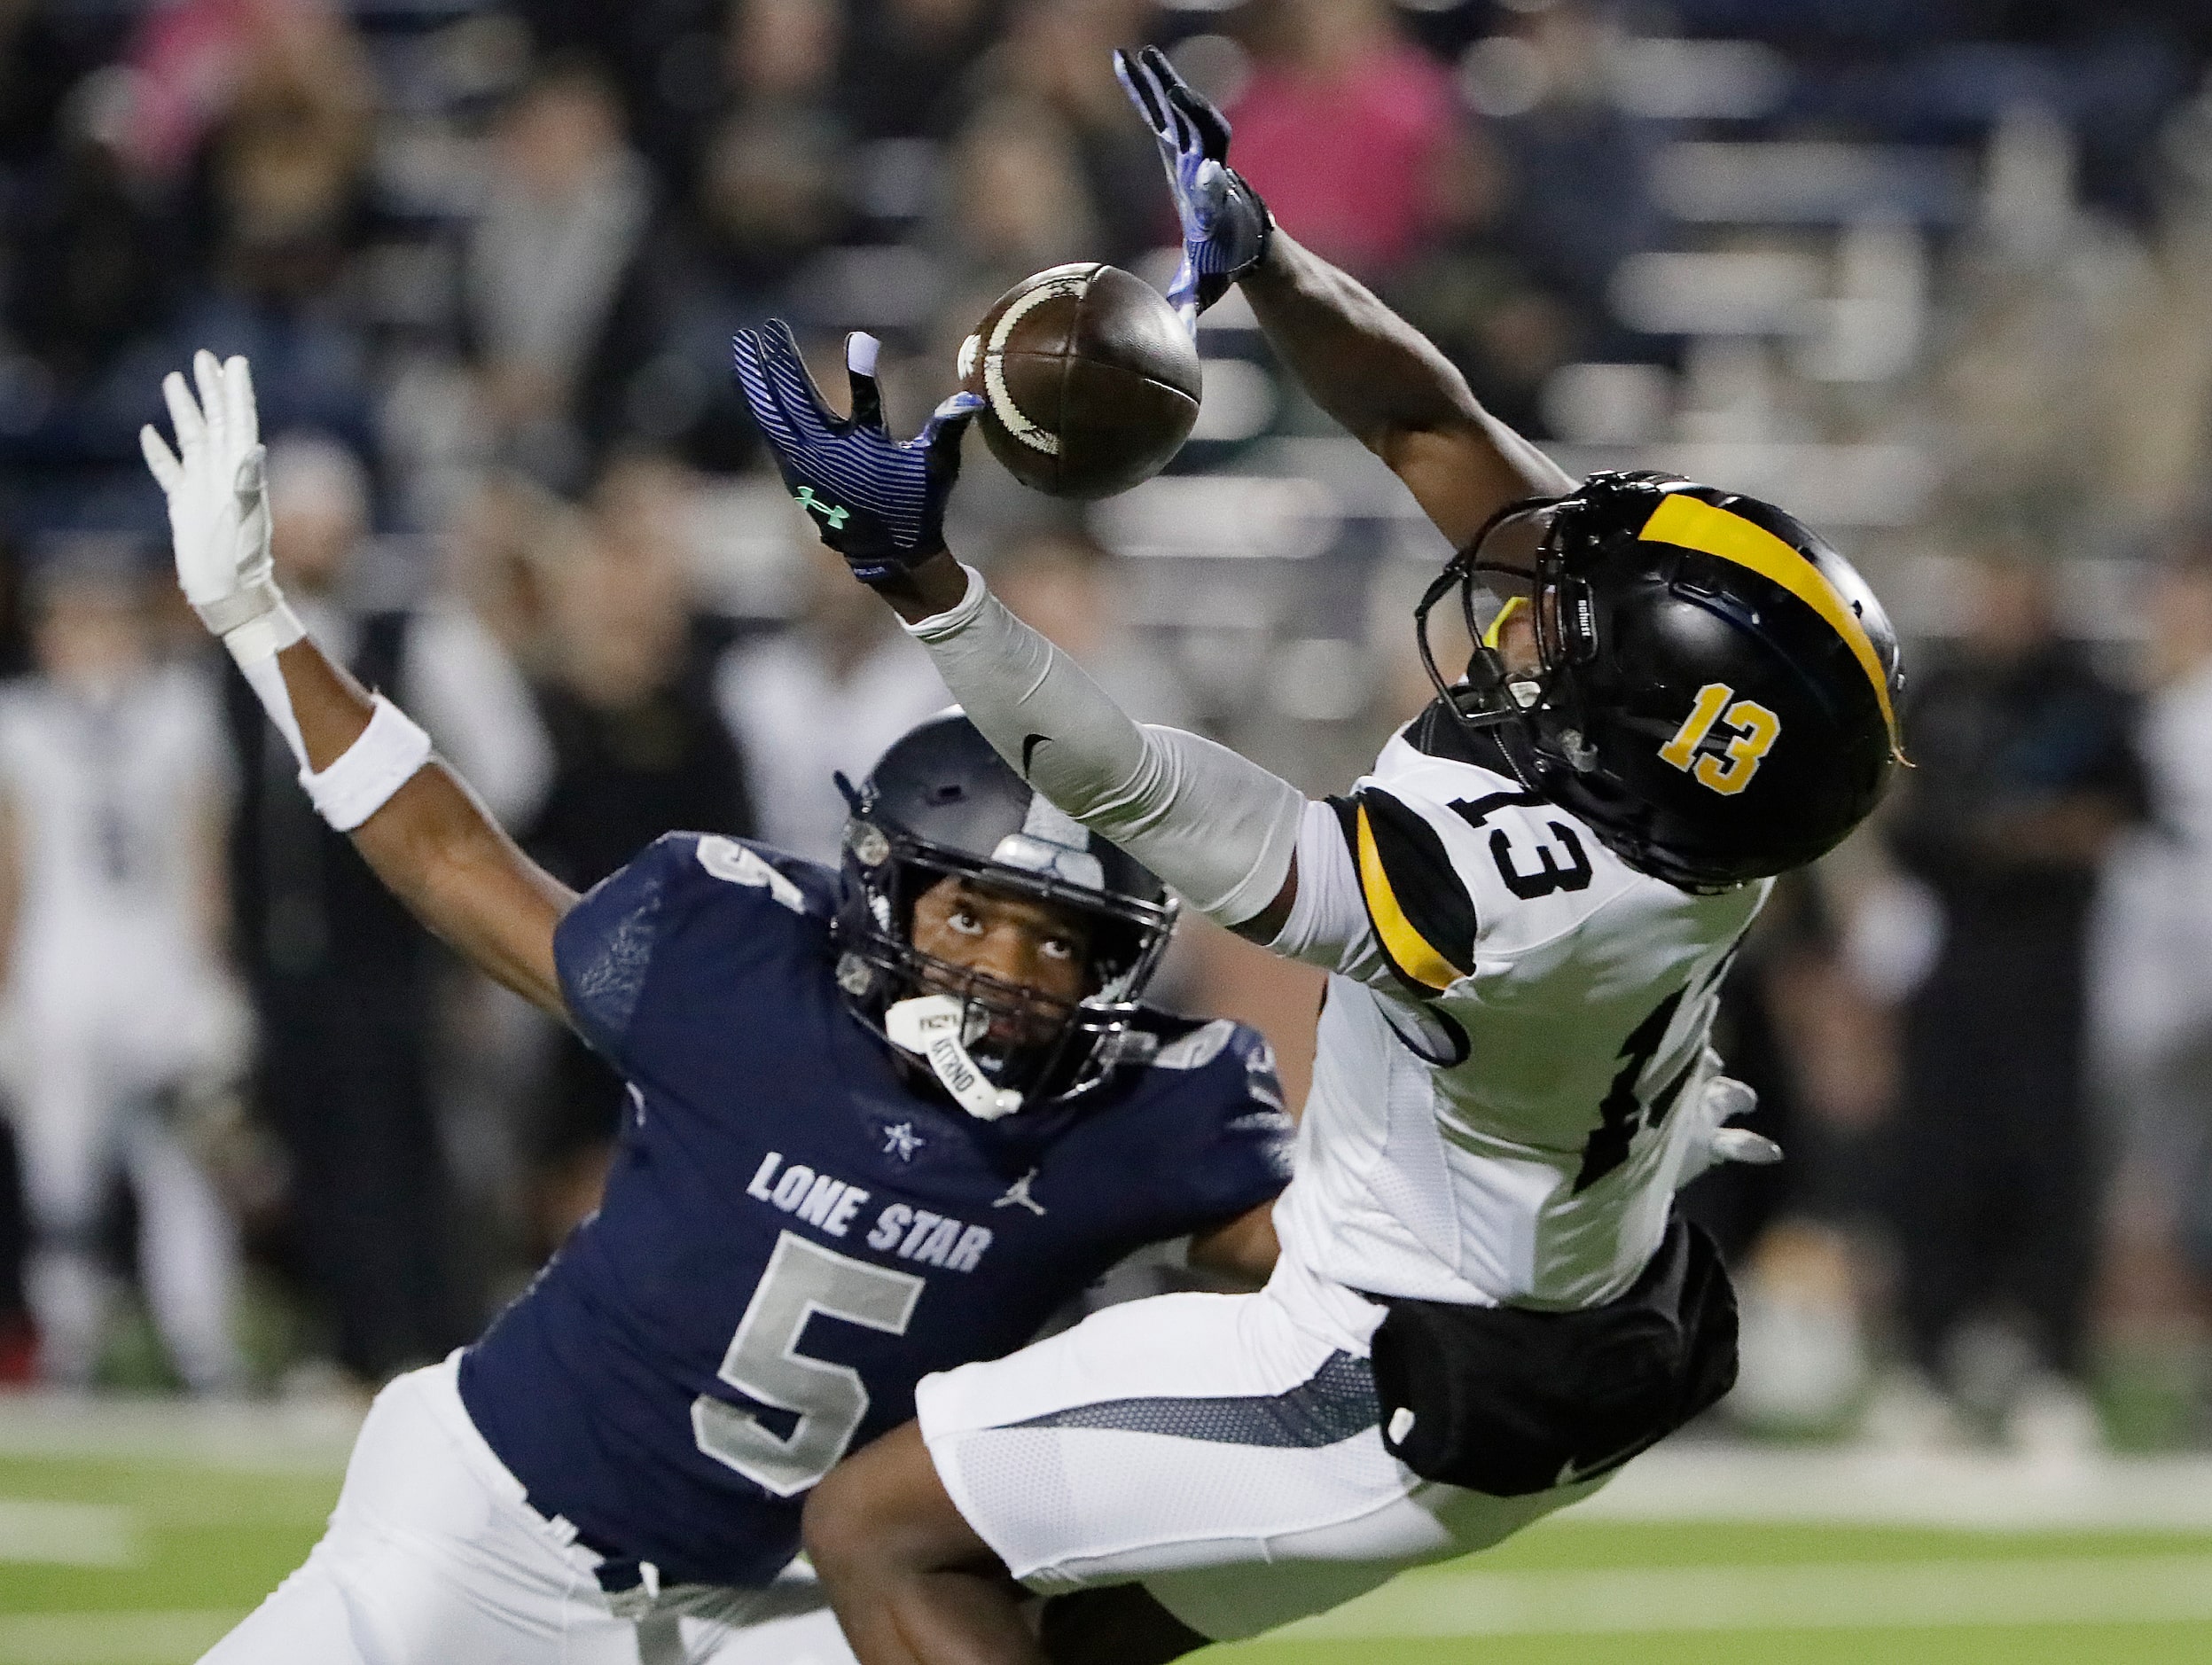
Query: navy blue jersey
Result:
<box><xmin>459</xmin><ymin>833</ymin><xmax>1292</xmax><ymax>1589</ymax></box>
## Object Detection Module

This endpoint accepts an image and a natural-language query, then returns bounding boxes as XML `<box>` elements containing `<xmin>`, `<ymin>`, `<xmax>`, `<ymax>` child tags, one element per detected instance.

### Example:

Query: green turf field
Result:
<box><xmin>3</xmin><ymin>1403</ymin><xmax>2209</xmax><ymax>1665</ymax></box>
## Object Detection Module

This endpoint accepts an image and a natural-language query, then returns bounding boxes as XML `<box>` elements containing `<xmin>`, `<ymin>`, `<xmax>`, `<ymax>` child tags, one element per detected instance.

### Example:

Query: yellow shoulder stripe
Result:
<box><xmin>1355</xmin><ymin>804</ymin><xmax>1461</xmax><ymax>992</ymax></box>
<box><xmin>1638</xmin><ymin>493</ymin><xmax>1898</xmax><ymax>751</ymax></box>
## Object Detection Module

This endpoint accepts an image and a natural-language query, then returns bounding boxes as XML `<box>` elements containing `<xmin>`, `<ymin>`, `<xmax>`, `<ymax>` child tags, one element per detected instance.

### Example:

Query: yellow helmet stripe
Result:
<box><xmin>1638</xmin><ymin>493</ymin><xmax>1899</xmax><ymax>750</ymax></box>
<box><xmin>1355</xmin><ymin>804</ymin><xmax>1460</xmax><ymax>992</ymax></box>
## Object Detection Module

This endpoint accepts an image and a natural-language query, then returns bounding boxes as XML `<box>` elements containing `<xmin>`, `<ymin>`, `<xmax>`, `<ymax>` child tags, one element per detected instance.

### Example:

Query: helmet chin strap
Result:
<box><xmin>885</xmin><ymin>995</ymin><xmax>1023</xmax><ymax>1120</ymax></box>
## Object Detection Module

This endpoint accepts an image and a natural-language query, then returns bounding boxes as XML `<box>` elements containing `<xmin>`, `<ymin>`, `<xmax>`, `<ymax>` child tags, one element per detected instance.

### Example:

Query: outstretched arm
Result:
<box><xmin>144</xmin><ymin>352</ymin><xmax>574</xmax><ymax>1018</ymax></box>
<box><xmin>876</xmin><ymin>553</ymin><xmax>1305</xmax><ymax>943</ymax></box>
<box><xmin>1114</xmin><ymin>43</ymin><xmax>1571</xmax><ymax>548</ymax></box>
<box><xmin>1242</xmin><ymin>233</ymin><xmax>1572</xmax><ymax>545</ymax></box>
<box><xmin>725</xmin><ymin>325</ymin><xmax>1316</xmax><ymax>942</ymax></box>
<box><xmin>275</xmin><ymin>638</ymin><xmax>573</xmax><ymax>1012</ymax></box>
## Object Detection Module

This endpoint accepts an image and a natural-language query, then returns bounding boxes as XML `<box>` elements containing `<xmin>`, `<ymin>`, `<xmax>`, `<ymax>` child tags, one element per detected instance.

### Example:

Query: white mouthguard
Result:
<box><xmin>885</xmin><ymin>995</ymin><xmax>1023</xmax><ymax>1121</ymax></box>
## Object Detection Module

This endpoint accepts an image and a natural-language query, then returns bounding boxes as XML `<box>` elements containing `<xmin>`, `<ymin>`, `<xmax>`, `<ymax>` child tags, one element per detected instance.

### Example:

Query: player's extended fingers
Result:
<box><xmin>193</xmin><ymin>349</ymin><xmax>228</xmax><ymax>449</ymax></box>
<box><xmin>1114</xmin><ymin>46</ymin><xmax>1169</xmax><ymax>137</ymax></box>
<box><xmin>1159</xmin><ymin>86</ymin><xmax>1194</xmax><ymax>159</ymax></box>
<box><xmin>730</xmin><ymin>332</ymin><xmax>803</xmax><ymax>449</ymax></box>
<box><xmin>1121</xmin><ymin>49</ymin><xmax>1191</xmax><ymax>175</ymax></box>
<box><xmin>1167</xmin><ymin>82</ymin><xmax>1232</xmax><ymax>160</ymax></box>
<box><xmin>1140</xmin><ymin>46</ymin><xmax>1195</xmax><ymax>152</ymax></box>
<box><xmin>918</xmin><ymin>391</ymin><xmax>983</xmax><ymax>459</ymax></box>
<box><xmin>234</xmin><ymin>442</ymin><xmax>267</xmax><ymax>509</ymax></box>
<box><xmin>223</xmin><ymin>355</ymin><xmax>260</xmax><ymax>449</ymax></box>
<box><xmin>729</xmin><ymin>331</ymin><xmax>775</xmax><ymax>426</ymax></box>
<box><xmin>729</xmin><ymin>328</ymin><xmax>765</xmax><ymax>403</ymax></box>
<box><xmin>1148</xmin><ymin>44</ymin><xmax>1233</xmax><ymax>159</ymax></box>
<box><xmin>139</xmin><ymin>424</ymin><xmax>184</xmax><ymax>493</ymax></box>
<box><xmin>757</xmin><ymin>319</ymin><xmax>837</xmax><ymax>437</ymax></box>
<box><xmin>1146</xmin><ymin>60</ymin><xmax>1199</xmax><ymax>158</ymax></box>
<box><xmin>730</xmin><ymin>328</ymin><xmax>763</xmax><ymax>391</ymax></box>
<box><xmin>161</xmin><ymin>371</ymin><xmax>207</xmax><ymax>456</ymax></box>
<box><xmin>846</xmin><ymin>332</ymin><xmax>886</xmax><ymax>434</ymax></box>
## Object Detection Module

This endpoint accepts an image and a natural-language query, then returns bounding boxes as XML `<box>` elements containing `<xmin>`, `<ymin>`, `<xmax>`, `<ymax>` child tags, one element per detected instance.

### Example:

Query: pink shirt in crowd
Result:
<box><xmin>1225</xmin><ymin>45</ymin><xmax>1460</xmax><ymax>280</ymax></box>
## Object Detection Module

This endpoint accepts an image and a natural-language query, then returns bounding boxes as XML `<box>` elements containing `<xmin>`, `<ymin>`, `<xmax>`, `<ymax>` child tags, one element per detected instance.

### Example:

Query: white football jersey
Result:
<box><xmin>1271</xmin><ymin>718</ymin><xmax>1768</xmax><ymax>1311</ymax></box>
<box><xmin>0</xmin><ymin>661</ymin><xmax>240</xmax><ymax>1086</ymax></box>
<box><xmin>0</xmin><ymin>662</ymin><xmax>230</xmax><ymax>948</ymax></box>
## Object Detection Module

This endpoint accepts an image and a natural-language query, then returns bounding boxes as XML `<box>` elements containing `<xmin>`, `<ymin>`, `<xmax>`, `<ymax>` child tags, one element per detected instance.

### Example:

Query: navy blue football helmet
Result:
<box><xmin>833</xmin><ymin>714</ymin><xmax>1177</xmax><ymax>1108</ymax></box>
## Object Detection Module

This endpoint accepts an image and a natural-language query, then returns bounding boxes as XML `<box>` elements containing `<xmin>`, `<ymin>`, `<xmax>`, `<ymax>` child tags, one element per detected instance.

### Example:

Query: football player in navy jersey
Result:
<box><xmin>139</xmin><ymin>355</ymin><xmax>1291</xmax><ymax>1665</ymax></box>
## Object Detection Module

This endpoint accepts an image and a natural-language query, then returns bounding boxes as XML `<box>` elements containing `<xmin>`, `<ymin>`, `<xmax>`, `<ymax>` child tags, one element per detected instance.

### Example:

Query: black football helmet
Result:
<box><xmin>833</xmin><ymin>713</ymin><xmax>1177</xmax><ymax>1111</ymax></box>
<box><xmin>1416</xmin><ymin>471</ymin><xmax>1905</xmax><ymax>888</ymax></box>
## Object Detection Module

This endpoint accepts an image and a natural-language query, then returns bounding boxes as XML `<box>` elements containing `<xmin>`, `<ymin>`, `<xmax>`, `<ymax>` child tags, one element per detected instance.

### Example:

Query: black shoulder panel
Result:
<box><xmin>1331</xmin><ymin>789</ymin><xmax>1477</xmax><ymax>995</ymax></box>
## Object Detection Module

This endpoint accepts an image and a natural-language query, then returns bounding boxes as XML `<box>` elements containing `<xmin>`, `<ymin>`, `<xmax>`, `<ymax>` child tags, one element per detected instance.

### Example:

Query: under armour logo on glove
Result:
<box><xmin>794</xmin><ymin>488</ymin><xmax>849</xmax><ymax>530</ymax></box>
<box><xmin>1114</xmin><ymin>44</ymin><xmax>1272</xmax><ymax>330</ymax></box>
<box><xmin>732</xmin><ymin>322</ymin><xmax>982</xmax><ymax>586</ymax></box>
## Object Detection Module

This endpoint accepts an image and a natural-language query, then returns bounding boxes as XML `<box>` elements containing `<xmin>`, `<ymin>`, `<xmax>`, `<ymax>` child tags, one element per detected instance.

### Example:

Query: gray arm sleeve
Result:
<box><xmin>904</xmin><ymin>567</ymin><xmax>1305</xmax><ymax>926</ymax></box>
<box><xmin>1267</xmin><ymin>798</ymin><xmax>1382</xmax><ymax>976</ymax></box>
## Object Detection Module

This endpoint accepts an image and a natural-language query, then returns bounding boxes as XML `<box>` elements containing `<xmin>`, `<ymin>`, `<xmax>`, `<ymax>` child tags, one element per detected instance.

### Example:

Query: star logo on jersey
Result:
<box><xmin>881</xmin><ymin>1122</ymin><xmax>925</xmax><ymax>1162</ymax></box>
<box><xmin>992</xmin><ymin>1167</ymin><xmax>1046</xmax><ymax>1216</ymax></box>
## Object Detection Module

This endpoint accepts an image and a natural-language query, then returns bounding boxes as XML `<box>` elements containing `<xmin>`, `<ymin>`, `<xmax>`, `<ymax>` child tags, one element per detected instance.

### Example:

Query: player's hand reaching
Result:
<box><xmin>1115</xmin><ymin>43</ymin><xmax>1273</xmax><ymax>332</ymax></box>
<box><xmin>731</xmin><ymin>322</ymin><xmax>983</xmax><ymax>587</ymax></box>
<box><xmin>139</xmin><ymin>350</ymin><xmax>283</xmax><ymax>638</ymax></box>
<box><xmin>1677</xmin><ymin>1067</ymin><xmax>1782</xmax><ymax>1186</ymax></box>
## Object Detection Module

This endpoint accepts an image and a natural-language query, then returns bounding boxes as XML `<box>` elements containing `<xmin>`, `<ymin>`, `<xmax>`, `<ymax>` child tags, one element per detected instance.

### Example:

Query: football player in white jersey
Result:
<box><xmin>731</xmin><ymin>44</ymin><xmax>1907</xmax><ymax>1665</ymax></box>
<box><xmin>0</xmin><ymin>546</ymin><xmax>246</xmax><ymax>1393</ymax></box>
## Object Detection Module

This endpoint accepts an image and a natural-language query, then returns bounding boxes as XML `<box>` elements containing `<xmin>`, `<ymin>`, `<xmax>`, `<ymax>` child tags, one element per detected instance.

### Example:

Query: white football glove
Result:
<box><xmin>1677</xmin><ymin>1059</ymin><xmax>1782</xmax><ymax>1188</ymax></box>
<box><xmin>139</xmin><ymin>350</ymin><xmax>282</xmax><ymax>637</ymax></box>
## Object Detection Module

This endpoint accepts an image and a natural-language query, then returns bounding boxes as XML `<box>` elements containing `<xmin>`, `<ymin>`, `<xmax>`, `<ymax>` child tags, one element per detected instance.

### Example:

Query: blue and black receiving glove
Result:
<box><xmin>1114</xmin><ymin>43</ymin><xmax>1273</xmax><ymax>331</ymax></box>
<box><xmin>731</xmin><ymin>321</ymin><xmax>983</xmax><ymax>585</ymax></box>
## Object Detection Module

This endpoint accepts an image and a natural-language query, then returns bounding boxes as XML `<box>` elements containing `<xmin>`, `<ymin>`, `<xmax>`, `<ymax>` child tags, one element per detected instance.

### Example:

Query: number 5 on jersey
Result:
<box><xmin>692</xmin><ymin>1232</ymin><xmax>924</xmax><ymax>1497</ymax></box>
<box><xmin>1658</xmin><ymin>683</ymin><xmax>1781</xmax><ymax>796</ymax></box>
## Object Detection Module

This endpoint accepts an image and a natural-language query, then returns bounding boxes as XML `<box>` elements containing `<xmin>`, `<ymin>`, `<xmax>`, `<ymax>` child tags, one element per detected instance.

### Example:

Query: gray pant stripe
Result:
<box><xmin>1004</xmin><ymin>1351</ymin><xmax>1379</xmax><ymax>1449</ymax></box>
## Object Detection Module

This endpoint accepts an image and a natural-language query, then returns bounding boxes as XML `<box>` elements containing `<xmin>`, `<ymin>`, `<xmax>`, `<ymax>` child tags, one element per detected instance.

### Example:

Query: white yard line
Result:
<box><xmin>5</xmin><ymin>1397</ymin><xmax>2212</xmax><ymax>1533</ymax></box>
<box><xmin>0</xmin><ymin>1609</ymin><xmax>239</xmax><ymax>1664</ymax></box>
<box><xmin>0</xmin><ymin>1393</ymin><xmax>360</xmax><ymax>1473</ymax></box>
<box><xmin>1581</xmin><ymin>1444</ymin><xmax>2212</xmax><ymax>1532</ymax></box>
<box><xmin>1284</xmin><ymin>1552</ymin><xmax>2212</xmax><ymax>1638</ymax></box>
<box><xmin>0</xmin><ymin>1497</ymin><xmax>139</xmax><ymax>1566</ymax></box>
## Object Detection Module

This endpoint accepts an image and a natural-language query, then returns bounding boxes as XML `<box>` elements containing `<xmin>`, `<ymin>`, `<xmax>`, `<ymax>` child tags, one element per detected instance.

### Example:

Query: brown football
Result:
<box><xmin>958</xmin><ymin>263</ymin><xmax>1203</xmax><ymax>500</ymax></box>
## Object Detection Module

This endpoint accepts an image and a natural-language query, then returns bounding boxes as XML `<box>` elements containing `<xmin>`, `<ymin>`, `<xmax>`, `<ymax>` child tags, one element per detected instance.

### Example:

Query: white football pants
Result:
<box><xmin>16</xmin><ymin>1092</ymin><xmax>241</xmax><ymax>1392</ymax></box>
<box><xmin>918</xmin><ymin>1260</ymin><xmax>1604</xmax><ymax>1642</ymax></box>
<box><xmin>200</xmin><ymin>1355</ymin><xmax>857</xmax><ymax>1665</ymax></box>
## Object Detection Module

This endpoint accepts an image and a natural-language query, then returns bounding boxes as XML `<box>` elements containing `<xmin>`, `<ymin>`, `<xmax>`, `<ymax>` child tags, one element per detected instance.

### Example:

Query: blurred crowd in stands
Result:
<box><xmin>4</xmin><ymin>0</ymin><xmax>2212</xmax><ymax>1459</ymax></box>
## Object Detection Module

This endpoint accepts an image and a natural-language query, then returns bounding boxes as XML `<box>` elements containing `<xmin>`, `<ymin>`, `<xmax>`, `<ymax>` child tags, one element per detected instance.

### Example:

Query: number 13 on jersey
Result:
<box><xmin>1658</xmin><ymin>683</ymin><xmax>1781</xmax><ymax>795</ymax></box>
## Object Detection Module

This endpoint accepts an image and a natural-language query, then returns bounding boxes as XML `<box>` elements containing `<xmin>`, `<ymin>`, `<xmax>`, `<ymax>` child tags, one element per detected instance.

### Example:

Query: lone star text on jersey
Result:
<box><xmin>747</xmin><ymin>1149</ymin><xmax>994</xmax><ymax>1271</ymax></box>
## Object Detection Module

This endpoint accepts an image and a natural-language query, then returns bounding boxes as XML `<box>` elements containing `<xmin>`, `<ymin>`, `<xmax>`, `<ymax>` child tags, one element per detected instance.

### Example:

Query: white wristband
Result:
<box><xmin>301</xmin><ymin>694</ymin><xmax>433</xmax><ymax>832</ymax></box>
